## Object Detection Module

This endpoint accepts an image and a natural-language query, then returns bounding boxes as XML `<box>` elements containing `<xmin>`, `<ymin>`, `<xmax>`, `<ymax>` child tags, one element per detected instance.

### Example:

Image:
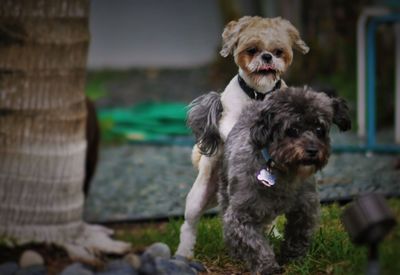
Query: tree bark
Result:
<box><xmin>0</xmin><ymin>0</ymin><xmax>129</xmax><ymax>261</ymax></box>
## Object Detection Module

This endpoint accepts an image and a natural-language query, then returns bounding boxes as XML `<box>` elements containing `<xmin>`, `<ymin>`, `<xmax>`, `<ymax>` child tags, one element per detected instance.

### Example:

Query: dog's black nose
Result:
<box><xmin>306</xmin><ymin>147</ymin><xmax>318</xmax><ymax>157</ymax></box>
<box><xmin>262</xmin><ymin>53</ymin><xmax>272</xmax><ymax>63</ymax></box>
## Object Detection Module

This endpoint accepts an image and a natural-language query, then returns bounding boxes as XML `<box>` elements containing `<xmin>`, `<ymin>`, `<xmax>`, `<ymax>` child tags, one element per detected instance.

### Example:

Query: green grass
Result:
<box><xmin>85</xmin><ymin>69</ymin><xmax>132</xmax><ymax>101</ymax></box>
<box><xmin>114</xmin><ymin>199</ymin><xmax>400</xmax><ymax>275</ymax></box>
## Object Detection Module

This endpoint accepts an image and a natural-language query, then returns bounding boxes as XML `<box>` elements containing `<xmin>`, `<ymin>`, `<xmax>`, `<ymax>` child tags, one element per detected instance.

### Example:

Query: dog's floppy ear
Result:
<box><xmin>220</xmin><ymin>16</ymin><xmax>253</xmax><ymax>57</ymax></box>
<box><xmin>332</xmin><ymin>97</ymin><xmax>352</xmax><ymax>131</ymax></box>
<box><xmin>279</xmin><ymin>17</ymin><xmax>309</xmax><ymax>55</ymax></box>
<box><xmin>250</xmin><ymin>109</ymin><xmax>274</xmax><ymax>148</ymax></box>
<box><xmin>187</xmin><ymin>92</ymin><xmax>223</xmax><ymax>156</ymax></box>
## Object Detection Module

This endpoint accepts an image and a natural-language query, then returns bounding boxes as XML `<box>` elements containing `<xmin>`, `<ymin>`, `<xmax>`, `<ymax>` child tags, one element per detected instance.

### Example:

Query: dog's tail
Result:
<box><xmin>187</xmin><ymin>91</ymin><xmax>223</xmax><ymax>156</ymax></box>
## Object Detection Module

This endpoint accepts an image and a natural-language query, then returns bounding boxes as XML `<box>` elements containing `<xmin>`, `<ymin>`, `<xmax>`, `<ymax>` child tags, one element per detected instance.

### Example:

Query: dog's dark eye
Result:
<box><xmin>286</xmin><ymin>127</ymin><xmax>299</xmax><ymax>137</ymax></box>
<box><xmin>246</xmin><ymin>47</ymin><xmax>258</xmax><ymax>55</ymax></box>
<box><xmin>273</xmin><ymin>48</ymin><xmax>283</xmax><ymax>57</ymax></box>
<box><xmin>315</xmin><ymin>127</ymin><xmax>326</xmax><ymax>138</ymax></box>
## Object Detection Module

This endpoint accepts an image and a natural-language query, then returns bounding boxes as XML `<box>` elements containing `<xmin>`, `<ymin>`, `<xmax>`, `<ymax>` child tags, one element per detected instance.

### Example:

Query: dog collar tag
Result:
<box><xmin>257</xmin><ymin>168</ymin><xmax>276</xmax><ymax>187</ymax></box>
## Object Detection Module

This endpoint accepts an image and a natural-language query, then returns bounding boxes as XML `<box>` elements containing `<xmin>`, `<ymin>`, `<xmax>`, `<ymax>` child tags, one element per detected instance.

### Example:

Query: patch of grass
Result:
<box><xmin>85</xmin><ymin>71</ymin><xmax>109</xmax><ymax>101</ymax></box>
<box><xmin>85</xmin><ymin>77</ymin><xmax>107</xmax><ymax>101</ymax></box>
<box><xmin>112</xmin><ymin>221</ymin><xmax>181</xmax><ymax>253</ymax></box>
<box><xmin>285</xmin><ymin>204</ymin><xmax>366</xmax><ymax>275</ymax></box>
<box><xmin>113</xmin><ymin>200</ymin><xmax>400</xmax><ymax>274</ymax></box>
<box><xmin>85</xmin><ymin>70</ymin><xmax>131</xmax><ymax>101</ymax></box>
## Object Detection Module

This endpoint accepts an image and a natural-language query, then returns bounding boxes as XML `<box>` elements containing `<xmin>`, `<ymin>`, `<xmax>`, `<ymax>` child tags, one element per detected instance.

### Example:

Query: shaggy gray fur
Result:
<box><xmin>218</xmin><ymin>87</ymin><xmax>351</xmax><ymax>274</ymax></box>
<box><xmin>187</xmin><ymin>91</ymin><xmax>223</xmax><ymax>156</ymax></box>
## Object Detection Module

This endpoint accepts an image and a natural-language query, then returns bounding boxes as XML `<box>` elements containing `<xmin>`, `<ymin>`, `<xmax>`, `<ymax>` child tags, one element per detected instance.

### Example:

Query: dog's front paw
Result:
<box><xmin>257</xmin><ymin>263</ymin><xmax>284</xmax><ymax>275</ymax></box>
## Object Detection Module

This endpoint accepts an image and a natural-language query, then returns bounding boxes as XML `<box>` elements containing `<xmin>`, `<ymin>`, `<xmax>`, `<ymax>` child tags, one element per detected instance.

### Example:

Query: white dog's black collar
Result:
<box><xmin>238</xmin><ymin>75</ymin><xmax>282</xmax><ymax>101</ymax></box>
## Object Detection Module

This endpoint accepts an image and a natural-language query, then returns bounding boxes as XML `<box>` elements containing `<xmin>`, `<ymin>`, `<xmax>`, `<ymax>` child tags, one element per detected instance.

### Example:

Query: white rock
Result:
<box><xmin>144</xmin><ymin>242</ymin><xmax>171</xmax><ymax>259</ymax></box>
<box><xmin>19</xmin><ymin>250</ymin><xmax>44</xmax><ymax>268</ymax></box>
<box><xmin>124</xmin><ymin>253</ymin><xmax>142</xmax><ymax>269</ymax></box>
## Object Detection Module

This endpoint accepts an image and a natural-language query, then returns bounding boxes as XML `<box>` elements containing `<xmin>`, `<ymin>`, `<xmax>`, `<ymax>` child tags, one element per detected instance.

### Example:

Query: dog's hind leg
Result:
<box><xmin>175</xmin><ymin>154</ymin><xmax>219</xmax><ymax>258</ymax></box>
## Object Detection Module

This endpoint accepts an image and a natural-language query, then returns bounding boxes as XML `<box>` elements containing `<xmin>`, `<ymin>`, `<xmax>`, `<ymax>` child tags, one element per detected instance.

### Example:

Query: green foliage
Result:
<box><xmin>318</xmin><ymin>73</ymin><xmax>356</xmax><ymax>103</ymax></box>
<box><xmin>0</xmin><ymin>236</ymin><xmax>17</xmax><ymax>247</ymax></box>
<box><xmin>85</xmin><ymin>71</ymin><xmax>109</xmax><ymax>101</ymax></box>
<box><xmin>85</xmin><ymin>77</ymin><xmax>107</xmax><ymax>101</ymax></box>
<box><xmin>85</xmin><ymin>70</ymin><xmax>129</xmax><ymax>101</ymax></box>
<box><xmin>286</xmin><ymin>204</ymin><xmax>366</xmax><ymax>275</ymax></box>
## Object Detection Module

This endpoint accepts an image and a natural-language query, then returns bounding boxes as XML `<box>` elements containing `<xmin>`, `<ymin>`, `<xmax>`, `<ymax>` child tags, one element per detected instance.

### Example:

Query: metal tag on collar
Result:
<box><xmin>257</xmin><ymin>147</ymin><xmax>276</xmax><ymax>187</ymax></box>
<box><xmin>257</xmin><ymin>167</ymin><xmax>276</xmax><ymax>187</ymax></box>
<box><xmin>253</xmin><ymin>91</ymin><xmax>258</xmax><ymax>100</ymax></box>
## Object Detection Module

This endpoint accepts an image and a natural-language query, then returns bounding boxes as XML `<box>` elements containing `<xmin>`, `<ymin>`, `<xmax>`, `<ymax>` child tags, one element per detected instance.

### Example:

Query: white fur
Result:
<box><xmin>176</xmin><ymin>154</ymin><xmax>219</xmax><ymax>258</ymax></box>
<box><xmin>219</xmin><ymin>75</ymin><xmax>253</xmax><ymax>140</ymax></box>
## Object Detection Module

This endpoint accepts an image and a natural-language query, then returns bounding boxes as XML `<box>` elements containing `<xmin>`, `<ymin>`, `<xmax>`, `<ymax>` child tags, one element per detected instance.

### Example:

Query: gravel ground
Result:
<box><xmin>84</xmin><ymin>145</ymin><xmax>196</xmax><ymax>222</ymax></box>
<box><xmin>83</xmin><ymin>142</ymin><xmax>400</xmax><ymax>223</ymax></box>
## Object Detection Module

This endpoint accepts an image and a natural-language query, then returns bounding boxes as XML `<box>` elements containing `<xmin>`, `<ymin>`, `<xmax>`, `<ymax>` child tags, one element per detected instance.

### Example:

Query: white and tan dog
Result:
<box><xmin>176</xmin><ymin>16</ymin><xmax>309</xmax><ymax>259</ymax></box>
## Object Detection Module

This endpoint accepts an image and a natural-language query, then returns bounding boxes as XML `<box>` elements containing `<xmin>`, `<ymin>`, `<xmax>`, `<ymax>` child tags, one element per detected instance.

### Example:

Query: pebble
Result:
<box><xmin>138</xmin><ymin>253</ymin><xmax>158</xmax><ymax>275</ymax></box>
<box><xmin>98</xmin><ymin>260</ymin><xmax>137</xmax><ymax>275</ymax></box>
<box><xmin>0</xmin><ymin>262</ymin><xmax>19</xmax><ymax>275</ymax></box>
<box><xmin>124</xmin><ymin>253</ymin><xmax>141</xmax><ymax>269</ymax></box>
<box><xmin>143</xmin><ymin>242</ymin><xmax>171</xmax><ymax>259</ymax></box>
<box><xmin>19</xmin><ymin>250</ymin><xmax>44</xmax><ymax>268</ymax></box>
<box><xmin>188</xmin><ymin>261</ymin><xmax>206</xmax><ymax>272</ymax></box>
<box><xmin>7</xmin><ymin>243</ymin><xmax>201</xmax><ymax>275</ymax></box>
<box><xmin>59</xmin><ymin>263</ymin><xmax>94</xmax><ymax>275</ymax></box>
<box><xmin>173</xmin><ymin>255</ymin><xmax>206</xmax><ymax>273</ymax></box>
<box><xmin>155</xmin><ymin>258</ymin><xmax>196</xmax><ymax>275</ymax></box>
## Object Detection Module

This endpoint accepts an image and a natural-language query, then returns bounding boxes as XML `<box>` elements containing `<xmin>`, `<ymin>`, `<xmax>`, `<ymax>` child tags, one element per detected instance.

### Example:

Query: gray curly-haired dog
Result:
<box><xmin>216</xmin><ymin>87</ymin><xmax>351</xmax><ymax>274</ymax></box>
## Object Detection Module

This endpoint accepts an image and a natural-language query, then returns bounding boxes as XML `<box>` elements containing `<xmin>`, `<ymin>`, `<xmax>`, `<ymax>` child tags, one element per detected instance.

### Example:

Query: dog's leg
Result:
<box><xmin>279</xmin><ymin>178</ymin><xmax>320</xmax><ymax>264</ymax></box>
<box><xmin>191</xmin><ymin>145</ymin><xmax>202</xmax><ymax>169</ymax></box>
<box><xmin>176</xmin><ymin>154</ymin><xmax>219</xmax><ymax>258</ymax></box>
<box><xmin>223</xmin><ymin>207</ymin><xmax>283</xmax><ymax>274</ymax></box>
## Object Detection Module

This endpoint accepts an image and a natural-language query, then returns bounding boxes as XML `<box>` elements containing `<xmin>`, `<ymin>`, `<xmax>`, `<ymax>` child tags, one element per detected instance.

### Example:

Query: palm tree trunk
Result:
<box><xmin>0</xmin><ymin>0</ymin><xmax>129</xmax><ymax>261</ymax></box>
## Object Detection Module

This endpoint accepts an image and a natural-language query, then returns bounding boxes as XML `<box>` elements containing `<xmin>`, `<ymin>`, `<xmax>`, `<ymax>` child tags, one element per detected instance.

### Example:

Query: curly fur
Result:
<box><xmin>218</xmin><ymin>87</ymin><xmax>351</xmax><ymax>274</ymax></box>
<box><xmin>187</xmin><ymin>92</ymin><xmax>223</xmax><ymax>156</ymax></box>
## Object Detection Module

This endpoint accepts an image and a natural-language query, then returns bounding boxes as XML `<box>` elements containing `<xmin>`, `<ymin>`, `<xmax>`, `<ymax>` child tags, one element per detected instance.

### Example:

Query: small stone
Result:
<box><xmin>19</xmin><ymin>250</ymin><xmax>44</xmax><ymax>268</ymax></box>
<box><xmin>155</xmin><ymin>258</ymin><xmax>196</xmax><ymax>275</ymax></box>
<box><xmin>15</xmin><ymin>265</ymin><xmax>46</xmax><ymax>275</ymax></box>
<box><xmin>60</xmin><ymin>263</ymin><xmax>94</xmax><ymax>275</ymax></box>
<box><xmin>138</xmin><ymin>253</ymin><xmax>158</xmax><ymax>275</ymax></box>
<box><xmin>143</xmin><ymin>242</ymin><xmax>171</xmax><ymax>259</ymax></box>
<box><xmin>0</xmin><ymin>262</ymin><xmax>19</xmax><ymax>275</ymax></box>
<box><xmin>97</xmin><ymin>270</ymin><xmax>137</xmax><ymax>275</ymax></box>
<box><xmin>188</xmin><ymin>261</ymin><xmax>206</xmax><ymax>272</ymax></box>
<box><xmin>98</xmin><ymin>259</ymin><xmax>137</xmax><ymax>275</ymax></box>
<box><xmin>124</xmin><ymin>253</ymin><xmax>141</xmax><ymax>269</ymax></box>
